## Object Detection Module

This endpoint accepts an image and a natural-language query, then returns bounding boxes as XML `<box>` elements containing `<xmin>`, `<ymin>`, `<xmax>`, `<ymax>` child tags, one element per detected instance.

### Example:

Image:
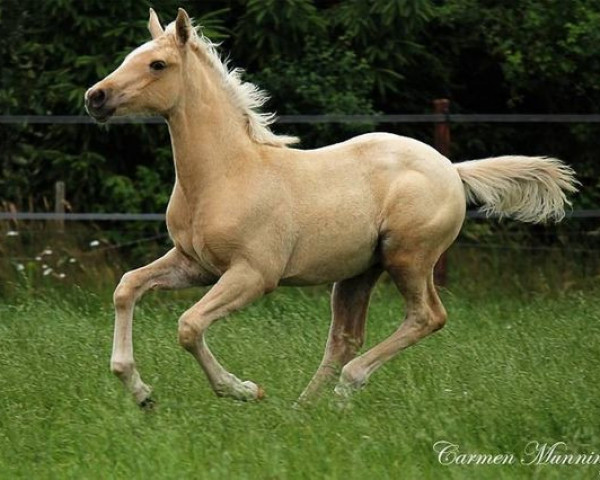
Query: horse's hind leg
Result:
<box><xmin>297</xmin><ymin>267</ymin><xmax>382</xmax><ymax>404</ymax></box>
<box><xmin>112</xmin><ymin>248</ymin><xmax>206</xmax><ymax>406</ymax></box>
<box><xmin>334</xmin><ymin>255</ymin><xmax>446</xmax><ymax>398</ymax></box>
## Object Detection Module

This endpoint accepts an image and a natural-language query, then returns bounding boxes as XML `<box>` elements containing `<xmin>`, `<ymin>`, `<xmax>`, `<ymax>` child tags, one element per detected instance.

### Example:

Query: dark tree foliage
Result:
<box><xmin>1</xmin><ymin>0</ymin><xmax>598</xmax><ymax>215</ymax></box>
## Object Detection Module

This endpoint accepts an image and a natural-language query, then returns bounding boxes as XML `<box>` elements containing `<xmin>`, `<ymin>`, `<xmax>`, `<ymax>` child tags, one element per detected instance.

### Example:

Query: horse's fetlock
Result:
<box><xmin>111</xmin><ymin>360</ymin><xmax>134</xmax><ymax>378</ymax></box>
<box><xmin>340</xmin><ymin>363</ymin><xmax>366</xmax><ymax>390</ymax></box>
<box><xmin>213</xmin><ymin>382</ymin><xmax>229</xmax><ymax>397</ymax></box>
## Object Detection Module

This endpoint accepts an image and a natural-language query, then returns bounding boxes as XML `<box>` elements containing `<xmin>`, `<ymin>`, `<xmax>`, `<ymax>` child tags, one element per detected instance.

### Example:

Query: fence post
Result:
<box><xmin>433</xmin><ymin>99</ymin><xmax>450</xmax><ymax>286</ymax></box>
<box><xmin>55</xmin><ymin>181</ymin><xmax>65</xmax><ymax>232</ymax></box>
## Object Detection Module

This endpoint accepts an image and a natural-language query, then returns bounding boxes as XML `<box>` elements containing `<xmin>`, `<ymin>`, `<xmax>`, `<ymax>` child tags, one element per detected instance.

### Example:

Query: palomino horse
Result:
<box><xmin>85</xmin><ymin>9</ymin><xmax>577</xmax><ymax>408</ymax></box>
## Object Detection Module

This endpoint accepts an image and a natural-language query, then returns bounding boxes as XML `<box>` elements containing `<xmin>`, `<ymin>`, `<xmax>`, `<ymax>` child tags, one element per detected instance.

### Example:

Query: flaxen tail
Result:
<box><xmin>455</xmin><ymin>156</ymin><xmax>578</xmax><ymax>223</ymax></box>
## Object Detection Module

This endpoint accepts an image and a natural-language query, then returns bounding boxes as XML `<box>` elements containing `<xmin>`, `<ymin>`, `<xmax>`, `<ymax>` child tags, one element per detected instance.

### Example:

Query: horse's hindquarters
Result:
<box><xmin>379</xmin><ymin>167</ymin><xmax>466</xmax><ymax>269</ymax></box>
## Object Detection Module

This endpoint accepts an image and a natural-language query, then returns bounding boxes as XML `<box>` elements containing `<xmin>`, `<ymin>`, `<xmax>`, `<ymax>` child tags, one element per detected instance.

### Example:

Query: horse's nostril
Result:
<box><xmin>89</xmin><ymin>88</ymin><xmax>107</xmax><ymax>109</ymax></box>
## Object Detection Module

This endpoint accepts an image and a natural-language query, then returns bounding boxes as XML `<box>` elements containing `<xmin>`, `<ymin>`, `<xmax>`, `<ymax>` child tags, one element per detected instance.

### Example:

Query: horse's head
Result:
<box><xmin>85</xmin><ymin>8</ymin><xmax>194</xmax><ymax>122</ymax></box>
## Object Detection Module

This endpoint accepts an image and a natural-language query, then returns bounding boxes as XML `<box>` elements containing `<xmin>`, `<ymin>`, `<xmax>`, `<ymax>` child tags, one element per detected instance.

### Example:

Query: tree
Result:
<box><xmin>1</xmin><ymin>0</ymin><xmax>598</xmax><ymax>216</ymax></box>
<box><xmin>0</xmin><ymin>0</ymin><xmax>226</xmax><ymax>215</ymax></box>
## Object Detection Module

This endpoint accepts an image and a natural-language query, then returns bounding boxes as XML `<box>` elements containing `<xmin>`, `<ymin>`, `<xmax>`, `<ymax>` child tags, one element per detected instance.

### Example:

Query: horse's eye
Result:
<box><xmin>150</xmin><ymin>60</ymin><xmax>167</xmax><ymax>71</ymax></box>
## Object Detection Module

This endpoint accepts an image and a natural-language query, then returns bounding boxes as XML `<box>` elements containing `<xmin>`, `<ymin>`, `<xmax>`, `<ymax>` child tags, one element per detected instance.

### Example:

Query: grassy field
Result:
<box><xmin>1</xmin><ymin>280</ymin><xmax>599</xmax><ymax>479</ymax></box>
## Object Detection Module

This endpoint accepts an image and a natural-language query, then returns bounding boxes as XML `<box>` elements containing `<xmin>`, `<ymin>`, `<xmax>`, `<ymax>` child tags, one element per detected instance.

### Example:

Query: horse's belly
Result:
<box><xmin>280</xmin><ymin>224</ymin><xmax>379</xmax><ymax>286</ymax></box>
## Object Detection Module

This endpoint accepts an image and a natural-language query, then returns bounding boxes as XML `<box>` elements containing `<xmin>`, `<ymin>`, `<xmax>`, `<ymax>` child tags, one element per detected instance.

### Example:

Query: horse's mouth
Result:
<box><xmin>90</xmin><ymin>108</ymin><xmax>116</xmax><ymax>124</ymax></box>
<box><xmin>84</xmin><ymin>100</ymin><xmax>116</xmax><ymax>123</ymax></box>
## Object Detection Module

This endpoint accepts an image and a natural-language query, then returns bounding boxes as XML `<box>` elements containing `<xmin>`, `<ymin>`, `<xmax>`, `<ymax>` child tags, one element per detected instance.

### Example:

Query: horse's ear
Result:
<box><xmin>175</xmin><ymin>8</ymin><xmax>192</xmax><ymax>46</ymax></box>
<box><xmin>148</xmin><ymin>8</ymin><xmax>164</xmax><ymax>39</ymax></box>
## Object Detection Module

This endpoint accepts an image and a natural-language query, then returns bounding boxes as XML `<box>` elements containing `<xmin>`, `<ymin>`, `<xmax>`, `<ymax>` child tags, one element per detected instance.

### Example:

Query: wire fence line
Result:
<box><xmin>6</xmin><ymin>233</ymin><xmax>171</xmax><ymax>262</ymax></box>
<box><xmin>3</xmin><ymin>224</ymin><xmax>598</xmax><ymax>265</ymax></box>
<box><xmin>4</xmin><ymin>114</ymin><xmax>600</xmax><ymax>124</ymax></box>
<box><xmin>7</xmin><ymin>238</ymin><xmax>598</xmax><ymax>264</ymax></box>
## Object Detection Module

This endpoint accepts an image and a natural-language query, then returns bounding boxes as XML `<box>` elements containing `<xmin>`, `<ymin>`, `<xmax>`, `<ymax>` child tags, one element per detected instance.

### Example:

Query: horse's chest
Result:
<box><xmin>165</xmin><ymin>189</ymin><xmax>224</xmax><ymax>276</ymax></box>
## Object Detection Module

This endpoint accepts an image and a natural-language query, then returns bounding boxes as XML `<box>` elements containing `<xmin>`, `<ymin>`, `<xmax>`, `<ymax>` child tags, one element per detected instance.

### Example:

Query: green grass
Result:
<box><xmin>1</xmin><ymin>282</ymin><xmax>599</xmax><ymax>479</ymax></box>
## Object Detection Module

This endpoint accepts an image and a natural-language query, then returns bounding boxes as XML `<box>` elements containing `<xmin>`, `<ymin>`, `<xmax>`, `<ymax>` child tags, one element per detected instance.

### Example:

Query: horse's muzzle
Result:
<box><xmin>85</xmin><ymin>87</ymin><xmax>115</xmax><ymax>123</ymax></box>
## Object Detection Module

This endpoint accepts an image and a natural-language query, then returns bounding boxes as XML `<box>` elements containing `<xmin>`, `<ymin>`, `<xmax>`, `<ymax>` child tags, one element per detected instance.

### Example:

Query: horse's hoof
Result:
<box><xmin>241</xmin><ymin>380</ymin><xmax>265</xmax><ymax>401</ymax></box>
<box><xmin>256</xmin><ymin>384</ymin><xmax>266</xmax><ymax>400</ymax></box>
<box><xmin>138</xmin><ymin>397</ymin><xmax>156</xmax><ymax>410</ymax></box>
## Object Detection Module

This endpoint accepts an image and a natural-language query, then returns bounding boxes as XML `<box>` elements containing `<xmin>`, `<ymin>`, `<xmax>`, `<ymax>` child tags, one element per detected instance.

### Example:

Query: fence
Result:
<box><xmin>2</xmin><ymin>102</ymin><xmax>599</xmax><ymax>287</ymax></box>
<box><xmin>3</xmin><ymin>102</ymin><xmax>600</xmax><ymax>224</ymax></box>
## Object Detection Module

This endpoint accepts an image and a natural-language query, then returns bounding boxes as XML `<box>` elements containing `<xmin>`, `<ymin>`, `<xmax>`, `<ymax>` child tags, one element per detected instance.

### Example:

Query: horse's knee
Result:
<box><xmin>113</xmin><ymin>272</ymin><xmax>137</xmax><ymax>309</ymax></box>
<box><xmin>177</xmin><ymin>314</ymin><xmax>199</xmax><ymax>351</ymax></box>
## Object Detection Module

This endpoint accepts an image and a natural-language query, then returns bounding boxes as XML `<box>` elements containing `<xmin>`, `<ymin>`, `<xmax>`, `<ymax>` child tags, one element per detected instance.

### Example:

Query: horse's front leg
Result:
<box><xmin>111</xmin><ymin>248</ymin><xmax>207</xmax><ymax>406</ymax></box>
<box><xmin>177</xmin><ymin>262</ymin><xmax>273</xmax><ymax>401</ymax></box>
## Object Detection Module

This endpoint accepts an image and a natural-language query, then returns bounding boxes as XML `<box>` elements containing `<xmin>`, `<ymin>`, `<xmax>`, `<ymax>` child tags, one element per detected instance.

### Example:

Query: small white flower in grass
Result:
<box><xmin>42</xmin><ymin>264</ymin><xmax>48</xmax><ymax>269</ymax></box>
<box><xmin>35</xmin><ymin>256</ymin><xmax>42</xmax><ymax>262</ymax></box>
<box><xmin>89</xmin><ymin>240</ymin><xmax>100</xmax><ymax>247</ymax></box>
<box><xmin>15</xmin><ymin>263</ymin><xmax>25</xmax><ymax>272</ymax></box>
<box><xmin>6</xmin><ymin>230</ymin><xmax>19</xmax><ymax>237</ymax></box>
<box><xmin>43</xmin><ymin>267</ymin><xmax>53</xmax><ymax>276</ymax></box>
<box><xmin>69</xmin><ymin>257</ymin><xmax>77</xmax><ymax>264</ymax></box>
<box><xmin>42</xmin><ymin>248</ymin><xmax>53</xmax><ymax>256</ymax></box>
<box><xmin>58</xmin><ymin>273</ymin><xmax>66</xmax><ymax>279</ymax></box>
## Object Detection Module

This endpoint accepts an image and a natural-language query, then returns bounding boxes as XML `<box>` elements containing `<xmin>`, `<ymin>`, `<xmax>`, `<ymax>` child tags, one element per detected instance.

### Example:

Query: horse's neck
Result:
<box><xmin>166</xmin><ymin>82</ymin><xmax>256</xmax><ymax>203</ymax></box>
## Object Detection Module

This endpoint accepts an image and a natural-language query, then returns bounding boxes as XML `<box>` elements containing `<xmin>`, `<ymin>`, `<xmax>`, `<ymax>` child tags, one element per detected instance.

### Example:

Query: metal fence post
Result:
<box><xmin>433</xmin><ymin>99</ymin><xmax>450</xmax><ymax>286</ymax></box>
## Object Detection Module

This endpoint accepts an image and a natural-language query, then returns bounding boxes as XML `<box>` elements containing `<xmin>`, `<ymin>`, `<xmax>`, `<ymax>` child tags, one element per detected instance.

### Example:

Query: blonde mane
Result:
<box><xmin>165</xmin><ymin>22</ymin><xmax>298</xmax><ymax>148</ymax></box>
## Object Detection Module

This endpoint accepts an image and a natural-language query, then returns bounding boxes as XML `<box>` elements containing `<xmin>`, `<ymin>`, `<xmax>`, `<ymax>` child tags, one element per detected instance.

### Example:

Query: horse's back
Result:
<box><xmin>293</xmin><ymin>132</ymin><xmax>458</xmax><ymax>183</ymax></box>
<box><xmin>286</xmin><ymin>132</ymin><xmax>465</xmax><ymax>223</ymax></box>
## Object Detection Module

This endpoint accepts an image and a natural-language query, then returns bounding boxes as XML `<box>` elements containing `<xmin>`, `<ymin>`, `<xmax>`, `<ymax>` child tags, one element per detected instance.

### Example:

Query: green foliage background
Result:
<box><xmin>1</xmin><ymin>0</ymin><xmax>599</xmax><ymax>214</ymax></box>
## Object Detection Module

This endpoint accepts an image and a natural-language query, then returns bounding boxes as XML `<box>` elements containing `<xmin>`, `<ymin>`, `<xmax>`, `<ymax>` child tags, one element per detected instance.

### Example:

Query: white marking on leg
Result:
<box><xmin>110</xmin><ymin>248</ymin><xmax>204</xmax><ymax>404</ymax></box>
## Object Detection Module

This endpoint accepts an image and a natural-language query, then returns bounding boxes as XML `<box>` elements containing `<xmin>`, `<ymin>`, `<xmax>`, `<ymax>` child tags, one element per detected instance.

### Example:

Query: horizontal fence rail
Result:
<box><xmin>0</xmin><ymin>213</ymin><xmax>166</xmax><ymax>221</ymax></box>
<box><xmin>2</xmin><ymin>109</ymin><xmax>598</xmax><ymax>224</ymax></box>
<box><xmin>1</xmin><ymin>211</ymin><xmax>598</xmax><ymax>221</ymax></box>
<box><xmin>4</xmin><ymin>114</ymin><xmax>600</xmax><ymax>124</ymax></box>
